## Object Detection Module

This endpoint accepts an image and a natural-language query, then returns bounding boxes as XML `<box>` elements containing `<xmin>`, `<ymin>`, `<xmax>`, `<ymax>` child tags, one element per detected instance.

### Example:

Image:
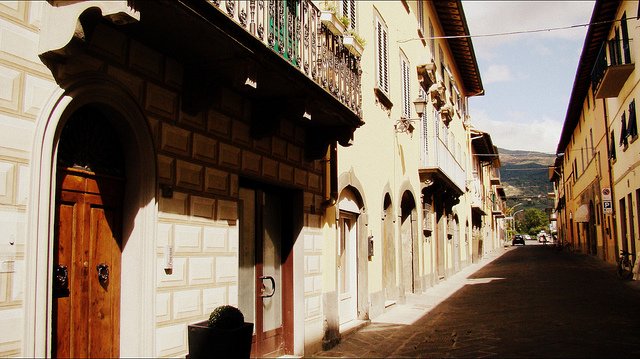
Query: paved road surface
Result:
<box><xmin>312</xmin><ymin>244</ymin><xmax>640</xmax><ymax>358</ymax></box>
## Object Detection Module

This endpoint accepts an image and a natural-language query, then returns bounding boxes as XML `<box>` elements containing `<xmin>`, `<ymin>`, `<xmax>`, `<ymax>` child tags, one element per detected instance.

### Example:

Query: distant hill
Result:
<box><xmin>497</xmin><ymin>148</ymin><xmax>556</xmax><ymax>212</ymax></box>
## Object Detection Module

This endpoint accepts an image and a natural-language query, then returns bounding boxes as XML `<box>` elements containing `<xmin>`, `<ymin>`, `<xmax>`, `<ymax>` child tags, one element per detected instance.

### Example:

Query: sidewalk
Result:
<box><xmin>312</xmin><ymin>247</ymin><xmax>510</xmax><ymax>357</ymax></box>
<box><xmin>368</xmin><ymin>248</ymin><xmax>508</xmax><ymax>328</ymax></box>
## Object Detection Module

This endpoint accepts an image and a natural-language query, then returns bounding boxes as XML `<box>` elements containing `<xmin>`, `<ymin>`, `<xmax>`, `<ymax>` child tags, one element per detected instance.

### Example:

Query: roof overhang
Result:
<box><xmin>432</xmin><ymin>0</ymin><xmax>484</xmax><ymax>97</ymax></box>
<box><xmin>556</xmin><ymin>1</ymin><xmax>618</xmax><ymax>153</ymax></box>
<box><xmin>471</xmin><ymin>129</ymin><xmax>499</xmax><ymax>162</ymax></box>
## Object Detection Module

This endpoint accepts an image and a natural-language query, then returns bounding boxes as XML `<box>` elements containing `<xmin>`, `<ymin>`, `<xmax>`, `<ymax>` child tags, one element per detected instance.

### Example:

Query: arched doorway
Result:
<box><xmin>400</xmin><ymin>191</ymin><xmax>418</xmax><ymax>294</ymax></box>
<box><xmin>53</xmin><ymin>105</ymin><xmax>125</xmax><ymax>357</ymax></box>
<box><xmin>452</xmin><ymin>214</ymin><xmax>460</xmax><ymax>272</ymax></box>
<box><xmin>337</xmin><ymin>187</ymin><xmax>361</xmax><ymax>325</ymax></box>
<box><xmin>25</xmin><ymin>80</ymin><xmax>156</xmax><ymax>357</ymax></box>
<box><xmin>382</xmin><ymin>194</ymin><xmax>397</xmax><ymax>304</ymax></box>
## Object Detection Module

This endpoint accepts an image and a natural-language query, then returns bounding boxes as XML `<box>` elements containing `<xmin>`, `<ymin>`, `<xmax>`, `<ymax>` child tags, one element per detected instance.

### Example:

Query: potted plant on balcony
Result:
<box><xmin>319</xmin><ymin>2</ymin><xmax>346</xmax><ymax>35</ymax></box>
<box><xmin>343</xmin><ymin>30</ymin><xmax>365</xmax><ymax>57</ymax></box>
<box><xmin>187</xmin><ymin>305</ymin><xmax>253</xmax><ymax>359</ymax></box>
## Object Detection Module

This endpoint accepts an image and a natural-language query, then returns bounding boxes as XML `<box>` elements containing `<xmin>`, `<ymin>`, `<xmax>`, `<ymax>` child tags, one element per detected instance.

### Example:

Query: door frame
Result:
<box><xmin>239</xmin><ymin>183</ymin><xmax>295</xmax><ymax>357</ymax></box>
<box><xmin>24</xmin><ymin>79</ymin><xmax>156</xmax><ymax>357</ymax></box>
<box><xmin>337</xmin><ymin>210</ymin><xmax>358</xmax><ymax>324</ymax></box>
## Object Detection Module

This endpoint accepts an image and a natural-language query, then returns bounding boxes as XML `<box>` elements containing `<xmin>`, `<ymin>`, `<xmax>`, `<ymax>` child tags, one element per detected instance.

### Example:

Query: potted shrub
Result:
<box><xmin>319</xmin><ymin>2</ymin><xmax>345</xmax><ymax>35</ymax></box>
<box><xmin>343</xmin><ymin>30</ymin><xmax>365</xmax><ymax>56</ymax></box>
<box><xmin>187</xmin><ymin>305</ymin><xmax>253</xmax><ymax>358</ymax></box>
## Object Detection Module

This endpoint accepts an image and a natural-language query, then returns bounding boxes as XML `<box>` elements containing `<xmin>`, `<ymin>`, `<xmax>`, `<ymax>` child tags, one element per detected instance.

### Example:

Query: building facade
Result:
<box><xmin>0</xmin><ymin>1</ymin><xmax>500</xmax><ymax>357</ymax></box>
<box><xmin>553</xmin><ymin>0</ymin><xmax>640</xmax><ymax>272</ymax></box>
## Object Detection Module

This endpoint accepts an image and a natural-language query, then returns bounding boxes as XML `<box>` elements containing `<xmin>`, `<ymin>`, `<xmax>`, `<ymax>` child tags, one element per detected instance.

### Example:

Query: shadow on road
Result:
<box><xmin>314</xmin><ymin>246</ymin><xmax>640</xmax><ymax>358</ymax></box>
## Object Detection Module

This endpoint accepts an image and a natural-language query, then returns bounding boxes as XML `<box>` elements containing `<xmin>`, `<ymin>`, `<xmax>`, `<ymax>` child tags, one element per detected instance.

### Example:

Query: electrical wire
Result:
<box><xmin>398</xmin><ymin>16</ymin><xmax>639</xmax><ymax>43</ymax></box>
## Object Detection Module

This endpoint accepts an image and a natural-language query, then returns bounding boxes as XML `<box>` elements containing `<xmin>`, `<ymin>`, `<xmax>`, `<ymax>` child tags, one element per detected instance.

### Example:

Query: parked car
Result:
<box><xmin>524</xmin><ymin>234</ymin><xmax>532</xmax><ymax>241</ymax></box>
<box><xmin>512</xmin><ymin>234</ymin><xmax>525</xmax><ymax>246</ymax></box>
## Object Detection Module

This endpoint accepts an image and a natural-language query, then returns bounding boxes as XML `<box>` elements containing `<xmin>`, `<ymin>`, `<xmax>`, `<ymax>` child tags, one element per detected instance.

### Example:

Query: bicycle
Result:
<box><xmin>616</xmin><ymin>250</ymin><xmax>635</xmax><ymax>279</ymax></box>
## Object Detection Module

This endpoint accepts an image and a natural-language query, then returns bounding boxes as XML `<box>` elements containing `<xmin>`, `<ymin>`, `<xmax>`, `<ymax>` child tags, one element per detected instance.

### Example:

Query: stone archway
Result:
<box><xmin>400</xmin><ymin>190</ymin><xmax>419</xmax><ymax>294</ymax></box>
<box><xmin>25</xmin><ymin>79</ymin><xmax>156</xmax><ymax>357</ymax></box>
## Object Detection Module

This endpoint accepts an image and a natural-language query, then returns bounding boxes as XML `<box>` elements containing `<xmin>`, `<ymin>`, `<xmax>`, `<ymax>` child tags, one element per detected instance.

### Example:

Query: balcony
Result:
<box><xmin>490</xmin><ymin>167</ymin><xmax>501</xmax><ymax>185</ymax></box>
<box><xmin>39</xmin><ymin>0</ymin><xmax>364</xmax><ymax>159</ymax></box>
<box><xmin>591</xmin><ymin>38</ymin><xmax>634</xmax><ymax>99</ymax></box>
<box><xmin>419</xmin><ymin>128</ymin><xmax>466</xmax><ymax>198</ymax></box>
<box><xmin>136</xmin><ymin>0</ymin><xmax>362</xmax><ymax>158</ymax></box>
<box><xmin>492</xmin><ymin>186</ymin><xmax>505</xmax><ymax>217</ymax></box>
<box><xmin>470</xmin><ymin>173</ymin><xmax>485</xmax><ymax>215</ymax></box>
<box><xmin>204</xmin><ymin>0</ymin><xmax>362</xmax><ymax>113</ymax></box>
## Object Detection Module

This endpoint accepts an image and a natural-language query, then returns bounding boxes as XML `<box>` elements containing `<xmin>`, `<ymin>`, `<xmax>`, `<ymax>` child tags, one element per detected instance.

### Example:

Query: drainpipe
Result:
<box><xmin>322</xmin><ymin>141</ymin><xmax>338</xmax><ymax>208</ymax></box>
<box><xmin>602</xmin><ymin>98</ymin><xmax>618</xmax><ymax>260</ymax></box>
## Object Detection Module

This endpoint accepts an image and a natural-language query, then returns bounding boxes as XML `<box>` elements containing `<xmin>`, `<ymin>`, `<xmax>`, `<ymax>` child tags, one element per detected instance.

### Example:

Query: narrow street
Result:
<box><xmin>313</xmin><ymin>243</ymin><xmax>640</xmax><ymax>358</ymax></box>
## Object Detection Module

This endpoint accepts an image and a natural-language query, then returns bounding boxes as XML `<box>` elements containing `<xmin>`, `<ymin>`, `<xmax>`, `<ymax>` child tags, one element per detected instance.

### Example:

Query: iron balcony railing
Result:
<box><xmin>470</xmin><ymin>172</ymin><xmax>483</xmax><ymax>208</ymax></box>
<box><xmin>490</xmin><ymin>166</ymin><xmax>500</xmax><ymax>184</ymax></box>
<box><xmin>421</xmin><ymin>126</ymin><xmax>466</xmax><ymax>193</ymax></box>
<box><xmin>207</xmin><ymin>0</ymin><xmax>362</xmax><ymax>117</ymax></box>
<box><xmin>591</xmin><ymin>38</ymin><xmax>633</xmax><ymax>93</ymax></box>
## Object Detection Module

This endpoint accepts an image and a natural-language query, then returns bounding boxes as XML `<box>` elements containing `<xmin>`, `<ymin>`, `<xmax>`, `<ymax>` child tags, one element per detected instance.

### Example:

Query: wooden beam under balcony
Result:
<box><xmin>594</xmin><ymin>63</ymin><xmax>634</xmax><ymax>98</ymax></box>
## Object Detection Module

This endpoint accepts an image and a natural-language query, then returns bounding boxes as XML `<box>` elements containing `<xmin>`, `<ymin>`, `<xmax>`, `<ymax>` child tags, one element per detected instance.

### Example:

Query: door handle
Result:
<box><xmin>97</xmin><ymin>263</ymin><xmax>109</xmax><ymax>285</ymax></box>
<box><xmin>259</xmin><ymin>275</ymin><xmax>276</xmax><ymax>298</ymax></box>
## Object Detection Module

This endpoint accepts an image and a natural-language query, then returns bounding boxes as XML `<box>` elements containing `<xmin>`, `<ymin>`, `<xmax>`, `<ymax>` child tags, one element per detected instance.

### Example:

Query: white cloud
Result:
<box><xmin>483</xmin><ymin>64</ymin><xmax>513</xmax><ymax>84</ymax></box>
<box><xmin>463</xmin><ymin>1</ymin><xmax>594</xmax><ymax>40</ymax></box>
<box><xmin>534</xmin><ymin>43</ymin><xmax>552</xmax><ymax>56</ymax></box>
<box><xmin>462</xmin><ymin>1</ymin><xmax>594</xmax><ymax>59</ymax></box>
<box><xmin>469</xmin><ymin>109</ymin><xmax>562</xmax><ymax>154</ymax></box>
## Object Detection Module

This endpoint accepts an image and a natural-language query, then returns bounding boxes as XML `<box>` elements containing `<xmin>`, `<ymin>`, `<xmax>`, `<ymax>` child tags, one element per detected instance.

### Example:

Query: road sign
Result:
<box><xmin>603</xmin><ymin>200</ymin><xmax>613</xmax><ymax>214</ymax></box>
<box><xmin>602</xmin><ymin>188</ymin><xmax>612</xmax><ymax>201</ymax></box>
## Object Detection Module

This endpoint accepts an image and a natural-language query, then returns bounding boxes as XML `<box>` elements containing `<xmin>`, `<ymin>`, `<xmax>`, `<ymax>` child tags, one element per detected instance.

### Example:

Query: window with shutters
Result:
<box><xmin>417</xmin><ymin>1</ymin><xmax>424</xmax><ymax>36</ymax></box>
<box><xmin>439</xmin><ymin>45</ymin><xmax>445</xmax><ymax>83</ymax></box>
<box><xmin>628</xmin><ymin>99</ymin><xmax>638</xmax><ymax>142</ymax></box>
<box><xmin>421</xmin><ymin>88</ymin><xmax>429</xmax><ymax>160</ymax></box>
<box><xmin>620</xmin><ymin>112</ymin><xmax>629</xmax><ymax>149</ymax></box>
<box><xmin>429</xmin><ymin>19</ymin><xmax>435</xmax><ymax>59</ymax></box>
<box><xmin>374</xmin><ymin>13</ymin><xmax>391</xmax><ymax>106</ymax></box>
<box><xmin>400</xmin><ymin>52</ymin><xmax>411</xmax><ymax>119</ymax></box>
<box><xmin>609</xmin><ymin>130</ymin><xmax>616</xmax><ymax>160</ymax></box>
<box><xmin>342</xmin><ymin>0</ymin><xmax>356</xmax><ymax>30</ymax></box>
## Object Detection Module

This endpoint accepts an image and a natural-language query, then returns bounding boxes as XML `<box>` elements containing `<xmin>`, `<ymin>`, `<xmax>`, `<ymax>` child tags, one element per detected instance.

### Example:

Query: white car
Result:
<box><xmin>524</xmin><ymin>234</ymin><xmax>532</xmax><ymax>241</ymax></box>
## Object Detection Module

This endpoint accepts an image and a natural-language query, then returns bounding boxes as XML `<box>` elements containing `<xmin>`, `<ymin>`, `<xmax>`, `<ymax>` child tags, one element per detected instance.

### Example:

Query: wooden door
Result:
<box><xmin>52</xmin><ymin>168</ymin><xmax>123</xmax><ymax>358</ymax></box>
<box><xmin>239</xmin><ymin>186</ymin><xmax>293</xmax><ymax>357</ymax></box>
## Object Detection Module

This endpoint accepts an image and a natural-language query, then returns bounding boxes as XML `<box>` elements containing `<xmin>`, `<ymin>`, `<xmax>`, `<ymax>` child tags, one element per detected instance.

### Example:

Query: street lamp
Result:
<box><xmin>507</xmin><ymin>202</ymin><xmax>523</xmax><ymax>215</ymax></box>
<box><xmin>512</xmin><ymin>209</ymin><xmax>524</xmax><ymax>234</ymax></box>
<box><xmin>394</xmin><ymin>96</ymin><xmax>428</xmax><ymax>134</ymax></box>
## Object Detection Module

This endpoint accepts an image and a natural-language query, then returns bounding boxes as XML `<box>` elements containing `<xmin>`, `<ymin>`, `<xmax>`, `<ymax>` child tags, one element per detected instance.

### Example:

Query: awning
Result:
<box><xmin>574</xmin><ymin>204</ymin><xmax>590</xmax><ymax>223</ymax></box>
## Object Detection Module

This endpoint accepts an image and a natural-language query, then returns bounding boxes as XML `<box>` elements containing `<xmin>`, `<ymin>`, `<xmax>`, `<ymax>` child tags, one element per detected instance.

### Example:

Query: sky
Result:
<box><xmin>461</xmin><ymin>1</ymin><xmax>596</xmax><ymax>154</ymax></box>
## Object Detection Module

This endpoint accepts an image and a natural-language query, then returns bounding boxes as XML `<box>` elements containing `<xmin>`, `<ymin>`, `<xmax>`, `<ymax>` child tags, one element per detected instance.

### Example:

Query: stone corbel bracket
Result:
<box><xmin>39</xmin><ymin>1</ymin><xmax>140</xmax><ymax>57</ymax></box>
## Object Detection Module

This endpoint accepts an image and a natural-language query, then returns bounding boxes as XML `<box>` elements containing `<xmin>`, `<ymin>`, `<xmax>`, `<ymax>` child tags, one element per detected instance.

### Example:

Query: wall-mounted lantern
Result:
<box><xmin>394</xmin><ymin>96</ymin><xmax>428</xmax><ymax>134</ymax></box>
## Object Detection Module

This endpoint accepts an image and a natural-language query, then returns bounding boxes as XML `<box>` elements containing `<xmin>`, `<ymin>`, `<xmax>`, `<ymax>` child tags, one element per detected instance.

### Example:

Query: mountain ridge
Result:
<box><xmin>497</xmin><ymin>147</ymin><xmax>556</xmax><ymax>211</ymax></box>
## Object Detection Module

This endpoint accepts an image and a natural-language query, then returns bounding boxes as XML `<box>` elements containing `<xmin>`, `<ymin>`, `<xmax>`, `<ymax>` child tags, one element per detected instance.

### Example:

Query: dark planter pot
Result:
<box><xmin>187</xmin><ymin>320</ymin><xmax>254</xmax><ymax>359</ymax></box>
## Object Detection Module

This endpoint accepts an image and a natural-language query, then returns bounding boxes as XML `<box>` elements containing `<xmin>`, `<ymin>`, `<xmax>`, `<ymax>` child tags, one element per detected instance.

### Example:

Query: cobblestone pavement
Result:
<box><xmin>311</xmin><ymin>244</ymin><xmax>640</xmax><ymax>358</ymax></box>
